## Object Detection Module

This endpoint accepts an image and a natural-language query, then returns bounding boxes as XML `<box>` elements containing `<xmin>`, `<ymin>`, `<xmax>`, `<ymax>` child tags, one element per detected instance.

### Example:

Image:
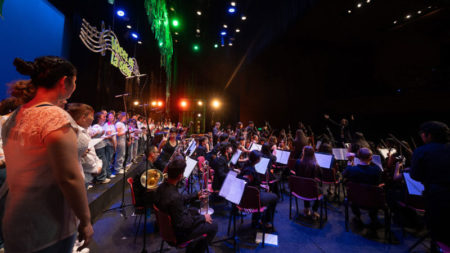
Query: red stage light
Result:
<box><xmin>157</xmin><ymin>101</ymin><xmax>163</xmax><ymax>107</ymax></box>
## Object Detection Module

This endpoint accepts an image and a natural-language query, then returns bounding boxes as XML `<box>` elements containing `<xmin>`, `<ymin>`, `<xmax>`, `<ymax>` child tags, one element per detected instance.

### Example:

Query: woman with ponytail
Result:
<box><xmin>1</xmin><ymin>56</ymin><xmax>93</xmax><ymax>253</ymax></box>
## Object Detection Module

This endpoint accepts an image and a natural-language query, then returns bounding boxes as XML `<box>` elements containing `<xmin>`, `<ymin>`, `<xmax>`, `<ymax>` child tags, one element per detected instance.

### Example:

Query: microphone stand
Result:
<box><xmin>103</xmin><ymin>93</ymin><xmax>133</xmax><ymax>218</ymax></box>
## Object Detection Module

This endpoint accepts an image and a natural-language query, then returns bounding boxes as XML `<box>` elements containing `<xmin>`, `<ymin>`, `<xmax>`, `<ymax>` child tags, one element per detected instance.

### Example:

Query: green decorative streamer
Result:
<box><xmin>0</xmin><ymin>0</ymin><xmax>5</xmax><ymax>17</ymax></box>
<box><xmin>144</xmin><ymin>0</ymin><xmax>173</xmax><ymax>112</ymax></box>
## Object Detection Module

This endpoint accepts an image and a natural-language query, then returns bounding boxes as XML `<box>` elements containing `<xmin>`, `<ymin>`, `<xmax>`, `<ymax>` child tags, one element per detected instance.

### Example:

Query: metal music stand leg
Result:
<box><xmin>213</xmin><ymin>203</ymin><xmax>239</xmax><ymax>252</ymax></box>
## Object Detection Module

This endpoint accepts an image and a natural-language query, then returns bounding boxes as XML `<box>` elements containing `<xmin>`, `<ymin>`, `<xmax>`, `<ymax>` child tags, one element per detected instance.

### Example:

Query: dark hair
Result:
<box><xmin>318</xmin><ymin>143</ymin><xmax>332</xmax><ymax>154</ymax></box>
<box><xmin>167</xmin><ymin>156</ymin><xmax>186</xmax><ymax>179</ymax></box>
<box><xmin>8</xmin><ymin>80</ymin><xmax>36</xmax><ymax>104</ymax></box>
<box><xmin>219</xmin><ymin>143</ymin><xmax>231</xmax><ymax>155</ymax></box>
<box><xmin>93</xmin><ymin>112</ymin><xmax>104</xmax><ymax>125</ymax></box>
<box><xmin>248</xmin><ymin>150</ymin><xmax>261</xmax><ymax>165</ymax></box>
<box><xmin>219</xmin><ymin>133</ymin><xmax>229</xmax><ymax>142</ymax></box>
<box><xmin>13</xmin><ymin>56</ymin><xmax>76</xmax><ymax>89</ymax></box>
<box><xmin>261</xmin><ymin>143</ymin><xmax>271</xmax><ymax>156</ymax></box>
<box><xmin>169</xmin><ymin>127</ymin><xmax>177</xmax><ymax>134</ymax></box>
<box><xmin>419</xmin><ymin>121</ymin><xmax>449</xmax><ymax>143</ymax></box>
<box><xmin>66</xmin><ymin>103</ymin><xmax>94</xmax><ymax>121</ymax></box>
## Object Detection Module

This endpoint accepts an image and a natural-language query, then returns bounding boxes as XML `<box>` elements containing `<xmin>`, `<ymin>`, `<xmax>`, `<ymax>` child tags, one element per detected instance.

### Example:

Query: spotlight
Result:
<box><xmin>133</xmin><ymin>100</ymin><xmax>139</xmax><ymax>106</ymax></box>
<box><xmin>196</xmin><ymin>10</ymin><xmax>202</xmax><ymax>16</ymax></box>
<box><xmin>405</xmin><ymin>14</ymin><xmax>411</xmax><ymax>19</ymax></box>
<box><xmin>198</xmin><ymin>101</ymin><xmax>203</xmax><ymax>106</ymax></box>
<box><xmin>393</xmin><ymin>20</ymin><xmax>397</xmax><ymax>24</ymax></box>
<box><xmin>221</xmin><ymin>31</ymin><xmax>227</xmax><ymax>36</ymax></box>
<box><xmin>174</xmin><ymin>32</ymin><xmax>179</xmax><ymax>35</ymax></box>
<box><xmin>157</xmin><ymin>101</ymin><xmax>163</xmax><ymax>107</ymax></box>
<box><xmin>241</xmin><ymin>15</ymin><xmax>247</xmax><ymax>20</ymax></box>
<box><xmin>228</xmin><ymin>7</ymin><xmax>236</xmax><ymax>13</ymax></box>
<box><xmin>357</xmin><ymin>3</ymin><xmax>362</xmax><ymax>8</ymax></box>
<box><xmin>180</xmin><ymin>100</ymin><xmax>188</xmax><ymax>108</ymax></box>
<box><xmin>151</xmin><ymin>101</ymin><xmax>157</xmax><ymax>106</ymax></box>
<box><xmin>196</xmin><ymin>29</ymin><xmax>201</xmax><ymax>33</ymax></box>
<box><xmin>214</xmin><ymin>44</ymin><xmax>219</xmax><ymax>48</ymax></box>
<box><xmin>231</xmin><ymin>2</ymin><xmax>236</xmax><ymax>6</ymax></box>
<box><xmin>172</xmin><ymin>19</ymin><xmax>179</xmax><ymax>27</ymax></box>
<box><xmin>116</xmin><ymin>10</ymin><xmax>125</xmax><ymax>17</ymax></box>
<box><xmin>131</xmin><ymin>32</ymin><xmax>139</xmax><ymax>39</ymax></box>
<box><xmin>223</xmin><ymin>24</ymin><xmax>228</xmax><ymax>28</ymax></box>
<box><xmin>366</xmin><ymin>0</ymin><xmax>370</xmax><ymax>3</ymax></box>
<box><xmin>236</xmin><ymin>28</ymin><xmax>240</xmax><ymax>32</ymax></box>
<box><xmin>228</xmin><ymin>42</ymin><xmax>233</xmax><ymax>46</ymax></box>
<box><xmin>347</xmin><ymin>10</ymin><xmax>352</xmax><ymax>14</ymax></box>
<box><xmin>417</xmin><ymin>10</ymin><xmax>422</xmax><ymax>14</ymax></box>
<box><xmin>211</xmin><ymin>99</ymin><xmax>221</xmax><ymax>109</ymax></box>
<box><xmin>126</xmin><ymin>25</ymin><xmax>132</xmax><ymax>29</ymax></box>
<box><xmin>138</xmin><ymin>41</ymin><xmax>142</xmax><ymax>44</ymax></box>
<box><xmin>197</xmin><ymin>113</ymin><xmax>202</xmax><ymax>117</ymax></box>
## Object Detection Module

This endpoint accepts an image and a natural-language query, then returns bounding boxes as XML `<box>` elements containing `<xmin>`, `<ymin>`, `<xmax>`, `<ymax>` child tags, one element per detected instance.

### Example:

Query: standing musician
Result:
<box><xmin>323</xmin><ymin>114</ymin><xmax>354</xmax><ymax>146</ymax></box>
<box><xmin>132</xmin><ymin>146</ymin><xmax>159</xmax><ymax>208</ymax></box>
<box><xmin>212</xmin><ymin>122</ymin><xmax>221</xmax><ymax>145</ymax></box>
<box><xmin>235</xmin><ymin>122</ymin><xmax>244</xmax><ymax>138</ymax></box>
<box><xmin>238</xmin><ymin>151</ymin><xmax>278</xmax><ymax>229</ymax></box>
<box><xmin>155</xmin><ymin>156</ymin><xmax>218</xmax><ymax>253</ymax></box>
<box><xmin>155</xmin><ymin>128</ymin><xmax>179</xmax><ymax>171</ymax></box>
<box><xmin>245</xmin><ymin>121</ymin><xmax>258</xmax><ymax>138</ymax></box>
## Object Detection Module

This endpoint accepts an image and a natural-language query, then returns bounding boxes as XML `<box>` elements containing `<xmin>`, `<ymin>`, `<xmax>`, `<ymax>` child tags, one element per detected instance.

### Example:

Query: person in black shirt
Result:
<box><xmin>132</xmin><ymin>146</ymin><xmax>159</xmax><ymax>208</ymax></box>
<box><xmin>155</xmin><ymin>128</ymin><xmax>178</xmax><ymax>170</ymax></box>
<box><xmin>238</xmin><ymin>151</ymin><xmax>278</xmax><ymax>228</ymax></box>
<box><xmin>154</xmin><ymin>156</ymin><xmax>218</xmax><ymax>253</ymax></box>
<box><xmin>192</xmin><ymin>137</ymin><xmax>207</xmax><ymax>159</ymax></box>
<box><xmin>343</xmin><ymin>148</ymin><xmax>383</xmax><ymax>227</ymax></box>
<box><xmin>211</xmin><ymin>143</ymin><xmax>232</xmax><ymax>191</ymax></box>
<box><xmin>410</xmin><ymin>121</ymin><xmax>450</xmax><ymax>246</ymax></box>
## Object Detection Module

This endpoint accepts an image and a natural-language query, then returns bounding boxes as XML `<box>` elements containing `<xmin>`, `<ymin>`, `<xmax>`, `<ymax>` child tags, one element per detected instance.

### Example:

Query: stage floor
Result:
<box><xmin>87</xmin><ymin>175</ymin><xmax>430</xmax><ymax>253</ymax></box>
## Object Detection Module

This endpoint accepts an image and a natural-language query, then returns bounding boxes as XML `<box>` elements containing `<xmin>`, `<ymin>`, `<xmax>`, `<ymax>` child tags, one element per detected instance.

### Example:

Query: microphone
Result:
<box><xmin>115</xmin><ymin>93</ymin><xmax>129</xmax><ymax>98</ymax></box>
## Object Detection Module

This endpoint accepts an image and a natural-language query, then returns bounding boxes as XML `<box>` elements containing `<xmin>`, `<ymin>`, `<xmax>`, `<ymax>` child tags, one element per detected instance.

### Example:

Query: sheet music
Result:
<box><xmin>249</xmin><ymin>143</ymin><xmax>262</xmax><ymax>151</ymax></box>
<box><xmin>315</xmin><ymin>153</ymin><xmax>333</xmax><ymax>169</ymax></box>
<box><xmin>88</xmin><ymin>138</ymin><xmax>104</xmax><ymax>149</ymax></box>
<box><xmin>378</xmin><ymin>148</ymin><xmax>397</xmax><ymax>159</ymax></box>
<box><xmin>230</xmin><ymin>150</ymin><xmax>242</xmax><ymax>165</ymax></box>
<box><xmin>183</xmin><ymin>157</ymin><xmax>198</xmax><ymax>178</ymax></box>
<box><xmin>275</xmin><ymin>150</ymin><xmax>290</xmax><ymax>165</ymax></box>
<box><xmin>219</xmin><ymin>171</ymin><xmax>247</xmax><ymax>204</ymax></box>
<box><xmin>372</xmin><ymin>155</ymin><xmax>383</xmax><ymax>171</ymax></box>
<box><xmin>403</xmin><ymin>172</ymin><xmax>424</xmax><ymax>196</ymax></box>
<box><xmin>255</xmin><ymin>157</ymin><xmax>270</xmax><ymax>174</ymax></box>
<box><xmin>188</xmin><ymin>143</ymin><xmax>197</xmax><ymax>157</ymax></box>
<box><xmin>256</xmin><ymin>232</ymin><xmax>278</xmax><ymax>246</ymax></box>
<box><xmin>332</xmin><ymin>148</ymin><xmax>348</xmax><ymax>160</ymax></box>
<box><xmin>184</xmin><ymin>139</ymin><xmax>195</xmax><ymax>155</ymax></box>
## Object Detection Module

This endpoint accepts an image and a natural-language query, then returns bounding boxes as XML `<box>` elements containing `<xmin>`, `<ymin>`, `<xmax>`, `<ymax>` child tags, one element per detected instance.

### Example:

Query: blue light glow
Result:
<box><xmin>220</xmin><ymin>31</ymin><xmax>227</xmax><ymax>36</ymax></box>
<box><xmin>228</xmin><ymin>7</ymin><xmax>236</xmax><ymax>13</ymax></box>
<box><xmin>131</xmin><ymin>32</ymin><xmax>139</xmax><ymax>39</ymax></box>
<box><xmin>116</xmin><ymin>10</ymin><xmax>125</xmax><ymax>17</ymax></box>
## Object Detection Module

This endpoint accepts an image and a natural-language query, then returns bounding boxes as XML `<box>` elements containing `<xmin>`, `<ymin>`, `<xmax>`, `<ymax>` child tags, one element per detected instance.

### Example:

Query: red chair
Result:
<box><xmin>288</xmin><ymin>175</ymin><xmax>327</xmax><ymax>228</ymax></box>
<box><xmin>345</xmin><ymin>182</ymin><xmax>391</xmax><ymax>243</ymax></box>
<box><xmin>319</xmin><ymin>167</ymin><xmax>342</xmax><ymax>203</ymax></box>
<box><xmin>228</xmin><ymin>186</ymin><xmax>268</xmax><ymax>247</ymax></box>
<box><xmin>288</xmin><ymin>159</ymin><xmax>297</xmax><ymax>175</ymax></box>
<box><xmin>153</xmin><ymin>204</ymin><xmax>209</xmax><ymax>253</ymax></box>
<box><xmin>127</xmin><ymin>177</ymin><xmax>145</xmax><ymax>243</ymax></box>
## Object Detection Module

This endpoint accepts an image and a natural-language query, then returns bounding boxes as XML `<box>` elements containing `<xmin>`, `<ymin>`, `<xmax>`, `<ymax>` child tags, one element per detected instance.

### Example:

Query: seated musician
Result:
<box><xmin>410</xmin><ymin>121</ymin><xmax>450</xmax><ymax>247</ymax></box>
<box><xmin>211</xmin><ymin>143</ymin><xmax>232</xmax><ymax>191</ymax></box>
<box><xmin>155</xmin><ymin>156</ymin><xmax>218</xmax><ymax>253</ymax></box>
<box><xmin>261</xmin><ymin>143</ymin><xmax>279</xmax><ymax>195</ymax></box>
<box><xmin>238</xmin><ymin>151</ymin><xmax>278</xmax><ymax>229</ymax></box>
<box><xmin>132</xmin><ymin>145</ymin><xmax>159</xmax><ymax>208</ymax></box>
<box><xmin>294</xmin><ymin>146</ymin><xmax>322</xmax><ymax>218</ymax></box>
<box><xmin>343</xmin><ymin>148</ymin><xmax>383</xmax><ymax>228</ymax></box>
<box><xmin>193</xmin><ymin>137</ymin><xmax>208</xmax><ymax>159</ymax></box>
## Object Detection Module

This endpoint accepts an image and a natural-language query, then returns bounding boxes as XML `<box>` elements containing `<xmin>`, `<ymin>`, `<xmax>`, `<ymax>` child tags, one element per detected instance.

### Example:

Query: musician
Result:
<box><xmin>235</xmin><ymin>121</ymin><xmax>244</xmax><ymax>138</ymax></box>
<box><xmin>132</xmin><ymin>146</ymin><xmax>159</xmax><ymax>208</ymax></box>
<box><xmin>238</xmin><ymin>151</ymin><xmax>278</xmax><ymax>229</ymax></box>
<box><xmin>410</xmin><ymin>121</ymin><xmax>450</xmax><ymax>246</ymax></box>
<box><xmin>245</xmin><ymin>121</ymin><xmax>257</xmax><ymax>137</ymax></box>
<box><xmin>261</xmin><ymin>143</ymin><xmax>280</xmax><ymax>196</ymax></box>
<box><xmin>323</xmin><ymin>114</ymin><xmax>354</xmax><ymax>145</ymax></box>
<box><xmin>113</xmin><ymin>112</ymin><xmax>128</xmax><ymax>174</ymax></box>
<box><xmin>155</xmin><ymin>156</ymin><xmax>218</xmax><ymax>253</ymax></box>
<box><xmin>294</xmin><ymin>146</ymin><xmax>322</xmax><ymax>218</ymax></box>
<box><xmin>155</xmin><ymin>127</ymin><xmax>178</xmax><ymax>171</ymax></box>
<box><xmin>343</xmin><ymin>148</ymin><xmax>383</xmax><ymax>228</ymax></box>
<box><xmin>211</xmin><ymin>144</ymin><xmax>232</xmax><ymax>191</ymax></box>
<box><xmin>193</xmin><ymin>137</ymin><xmax>208</xmax><ymax>158</ymax></box>
<box><xmin>292</xmin><ymin>129</ymin><xmax>309</xmax><ymax>159</ymax></box>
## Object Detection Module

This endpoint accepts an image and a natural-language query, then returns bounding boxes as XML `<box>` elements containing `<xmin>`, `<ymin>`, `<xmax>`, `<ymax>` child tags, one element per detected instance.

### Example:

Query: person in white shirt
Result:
<box><xmin>114</xmin><ymin>112</ymin><xmax>128</xmax><ymax>174</ymax></box>
<box><xmin>88</xmin><ymin>112</ymin><xmax>110</xmax><ymax>184</ymax></box>
<box><xmin>66</xmin><ymin>103</ymin><xmax>103</xmax><ymax>188</ymax></box>
<box><xmin>103</xmin><ymin>112</ymin><xmax>117</xmax><ymax>178</ymax></box>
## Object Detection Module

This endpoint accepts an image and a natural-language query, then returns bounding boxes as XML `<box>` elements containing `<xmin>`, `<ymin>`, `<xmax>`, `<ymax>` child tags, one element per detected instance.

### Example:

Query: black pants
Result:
<box><xmin>351</xmin><ymin>204</ymin><xmax>378</xmax><ymax>222</ymax></box>
<box><xmin>252</xmin><ymin>191</ymin><xmax>278</xmax><ymax>224</ymax></box>
<box><xmin>425</xmin><ymin>189</ymin><xmax>450</xmax><ymax>245</ymax></box>
<box><xmin>184</xmin><ymin>222</ymin><xmax>218</xmax><ymax>253</ymax></box>
<box><xmin>304</xmin><ymin>200</ymin><xmax>319</xmax><ymax>212</ymax></box>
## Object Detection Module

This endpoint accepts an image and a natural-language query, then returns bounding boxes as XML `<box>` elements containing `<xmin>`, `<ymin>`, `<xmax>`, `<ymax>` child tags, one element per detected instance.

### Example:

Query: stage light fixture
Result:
<box><xmin>221</xmin><ymin>31</ymin><xmax>227</xmax><ymax>36</ymax></box>
<box><xmin>214</xmin><ymin>44</ymin><xmax>219</xmax><ymax>48</ymax></box>
<box><xmin>196</xmin><ymin>29</ymin><xmax>201</xmax><ymax>33</ymax></box>
<box><xmin>196</xmin><ymin>10</ymin><xmax>202</xmax><ymax>16</ymax></box>
<box><xmin>236</xmin><ymin>28</ymin><xmax>240</xmax><ymax>32</ymax></box>
<box><xmin>197</xmin><ymin>113</ymin><xmax>202</xmax><ymax>117</ymax></box>
<box><xmin>151</xmin><ymin>101</ymin><xmax>157</xmax><ymax>106</ymax></box>
<box><xmin>211</xmin><ymin>99</ymin><xmax>221</xmax><ymax>109</ymax></box>
<box><xmin>116</xmin><ymin>10</ymin><xmax>125</xmax><ymax>17</ymax></box>
<box><xmin>133</xmin><ymin>100</ymin><xmax>139</xmax><ymax>106</ymax></box>
<box><xmin>347</xmin><ymin>10</ymin><xmax>352</xmax><ymax>14</ymax></box>
<box><xmin>357</xmin><ymin>3</ymin><xmax>362</xmax><ymax>8</ymax></box>
<box><xmin>126</xmin><ymin>25</ymin><xmax>132</xmax><ymax>29</ymax></box>
<box><xmin>172</xmin><ymin>19</ymin><xmax>180</xmax><ymax>27</ymax></box>
<box><xmin>223</xmin><ymin>24</ymin><xmax>228</xmax><ymax>28</ymax></box>
<box><xmin>138</xmin><ymin>41</ymin><xmax>142</xmax><ymax>44</ymax></box>
<box><xmin>417</xmin><ymin>10</ymin><xmax>422</xmax><ymax>14</ymax></box>
<box><xmin>366</xmin><ymin>0</ymin><xmax>370</xmax><ymax>3</ymax></box>
<box><xmin>157</xmin><ymin>101</ymin><xmax>163</xmax><ymax>107</ymax></box>
<box><xmin>241</xmin><ymin>15</ymin><xmax>247</xmax><ymax>20</ymax></box>
<box><xmin>180</xmin><ymin>100</ymin><xmax>188</xmax><ymax>108</ymax></box>
<box><xmin>228</xmin><ymin>42</ymin><xmax>233</xmax><ymax>46</ymax></box>
<box><xmin>228</xmin><ymin>7</ymin><xmax>236</xmax><ymax>13</ymax></box>
<box><xmin>131</xmin><ymin>32</ymin><xmax>139</xmax><ymax>39</ymax></box>
<box><xmin>231</xmin><ymin>2</ymin><xmax>236</xmax><ymax>7</ymax></box>
<box><xmin>405</xmin><ymin>14</ymin><xmax>411</xmax><ymax>19</ymax></box>
<box><xmin>393</xmin><ymin>20</ymin><xmax>397</xmax><ymax>24</ymax></box>
<box><xmin>198</xmin><ymin>101</ymin><xmax>203</xmax><ymax>106</ymax></box>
